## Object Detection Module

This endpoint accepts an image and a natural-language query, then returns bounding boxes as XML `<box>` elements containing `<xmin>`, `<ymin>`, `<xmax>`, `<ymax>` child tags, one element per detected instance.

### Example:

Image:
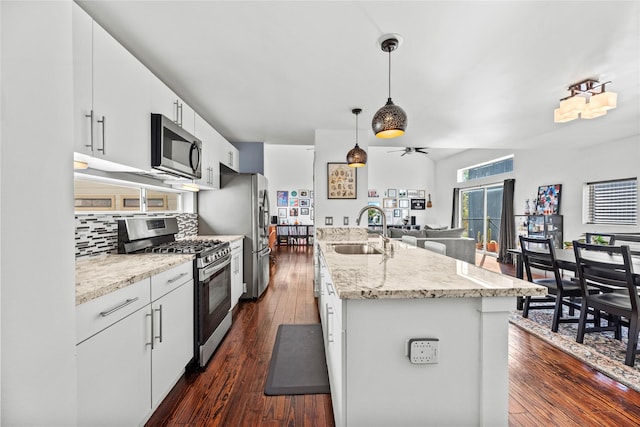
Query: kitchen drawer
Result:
<box><xmin>77</xmin><ymin>278</ymin><xmax>150</xmax><ymax>344</ymax></box>
<box><xmin>151</xmin><ymin>261</ymin><xmax>193</xmax><ymax>302</ymax></box>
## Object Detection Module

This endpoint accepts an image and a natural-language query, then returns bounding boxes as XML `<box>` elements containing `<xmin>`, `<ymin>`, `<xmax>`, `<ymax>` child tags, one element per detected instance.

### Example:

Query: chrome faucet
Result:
<box><xmin>356</xmin><ymin>205</ymin><xmax>391</xmax><ymax>251</ymax></box>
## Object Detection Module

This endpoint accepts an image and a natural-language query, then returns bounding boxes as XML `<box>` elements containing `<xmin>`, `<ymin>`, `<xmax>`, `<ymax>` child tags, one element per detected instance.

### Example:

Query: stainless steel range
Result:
<box><xmin>118</xmin><ymin>217</ymin><xmax>232</xmax><ymax>368</ymax></box>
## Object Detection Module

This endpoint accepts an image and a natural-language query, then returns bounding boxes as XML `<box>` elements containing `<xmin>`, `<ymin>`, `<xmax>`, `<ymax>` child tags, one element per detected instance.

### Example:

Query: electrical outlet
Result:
<box><xmin>408</xmin><ymin>338</ymin><xmax>439</xmax><ymax>364</ymax></box>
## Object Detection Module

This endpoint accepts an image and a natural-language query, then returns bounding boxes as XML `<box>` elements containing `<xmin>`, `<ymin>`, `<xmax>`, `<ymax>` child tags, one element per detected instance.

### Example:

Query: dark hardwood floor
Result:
<box><xmin>148</xmin><ymin>246</ymin><xmax>640</xmax><ymax>426</ymax></box>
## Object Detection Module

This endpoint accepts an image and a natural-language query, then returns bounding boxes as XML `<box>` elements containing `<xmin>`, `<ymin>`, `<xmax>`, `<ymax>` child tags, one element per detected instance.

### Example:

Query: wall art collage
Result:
<box><xmin>276</xmin><ymin>189</ymin><xmax>314</xmax><ymax>224</ymax></box>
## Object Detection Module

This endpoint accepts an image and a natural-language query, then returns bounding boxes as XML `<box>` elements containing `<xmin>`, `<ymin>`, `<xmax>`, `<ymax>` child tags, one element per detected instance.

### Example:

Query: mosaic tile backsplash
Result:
<box><xmin>75</xmin><ymin>213</ymin><xmax>198</xmax><ymax>258</ymax></box>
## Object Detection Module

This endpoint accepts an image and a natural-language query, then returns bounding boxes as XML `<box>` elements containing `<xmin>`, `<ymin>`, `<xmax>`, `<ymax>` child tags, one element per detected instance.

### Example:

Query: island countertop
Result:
<box><xmin>75</xmin><ymin>253</ymin><xmax>194</xmax><ymax>306</ymax></box>
<box><xmin>318</xmin><ymin>239</ymin><xmax>546</xmax><ymax>300</ymax></box>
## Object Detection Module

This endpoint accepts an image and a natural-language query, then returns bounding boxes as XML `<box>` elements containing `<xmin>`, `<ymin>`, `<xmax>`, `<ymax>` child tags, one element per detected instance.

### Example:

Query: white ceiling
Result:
<box><xmin>77</xmin><ymin>1</ymin><xmax>640</xmax><ymax>160</ymax></box>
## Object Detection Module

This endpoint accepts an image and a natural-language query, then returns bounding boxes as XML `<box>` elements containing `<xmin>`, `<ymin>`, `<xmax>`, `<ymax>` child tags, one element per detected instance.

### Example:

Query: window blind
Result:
<box><xmin>584</xmin><ymin>178</ymin><xmax>637</xmax><ymax>225</ymax></box>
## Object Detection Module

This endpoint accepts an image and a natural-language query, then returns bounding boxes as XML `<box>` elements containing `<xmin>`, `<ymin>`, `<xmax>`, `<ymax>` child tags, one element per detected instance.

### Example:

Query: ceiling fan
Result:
<box><xmin>387</xmin><ymin>147</ymin><xmax>429</xmax><ymax>156</ymax></box>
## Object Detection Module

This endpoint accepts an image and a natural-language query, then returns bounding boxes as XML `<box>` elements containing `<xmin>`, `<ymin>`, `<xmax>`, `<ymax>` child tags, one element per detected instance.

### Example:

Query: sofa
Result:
<box><xmin>388</xmin><ymin>227</ymin><xmax>476</xmax><ymax>265</ymax></box>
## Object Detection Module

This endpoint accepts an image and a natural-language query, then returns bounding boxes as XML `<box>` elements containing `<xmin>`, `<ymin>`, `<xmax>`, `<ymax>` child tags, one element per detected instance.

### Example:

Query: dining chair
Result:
<box><xmin>519</xmin><ymin>236</ymin><xmax>586</xmax><ymax>332</ymax></box>
<box><xmin>610</xmin><ymin>234</ymin><xmax>640</xmax><ymax>257</ymax></box>
<box><xmin>573</xmin><ymin>241</ymin><xmax>640</xmax><ymax>367</ymax></box>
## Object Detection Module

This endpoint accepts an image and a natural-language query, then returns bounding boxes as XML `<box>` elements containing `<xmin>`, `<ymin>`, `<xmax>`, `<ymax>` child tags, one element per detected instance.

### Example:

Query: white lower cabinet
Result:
<box><xmin>77</xmin><ymin>302</ymin><xmax>151</xmax><ymax>426</ymax></box>
<box><xmin>318</xmin><ymin>254</ymin><xmax>345</xmax><ymax>426</ymax></box>
<box><xmin>151</xmin><ymin>278</ymin><xmax>194</xmax><ymax>407</ymax></box>
<box><xmin>230</xmin><ymin>238</ymin><xmax>244</xmax><ymax>308</ymax></box>
<box><xmin>77</xmin><ymin>261</ymin><xmax>194</xmax><ymax>426</ymax></box>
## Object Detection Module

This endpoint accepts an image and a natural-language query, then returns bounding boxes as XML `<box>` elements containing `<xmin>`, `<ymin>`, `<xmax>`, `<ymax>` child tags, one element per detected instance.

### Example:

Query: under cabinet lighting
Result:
<box><xmin>74</xmin><ymin>160</ymin><xmax>89</xmax><ymax>170</ymax></box>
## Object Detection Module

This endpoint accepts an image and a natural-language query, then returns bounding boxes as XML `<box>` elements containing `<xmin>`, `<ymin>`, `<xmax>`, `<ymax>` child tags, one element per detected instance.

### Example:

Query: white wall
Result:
<box><xmin>367</xmin><ymin>147</ymin><xmax>439</xmax><ymax>227</ymax></box>
<box><xmin>264</xmin><ymin>144</ymin><xmax>314</xmax><ymax>224</ymax></box>
<box><xmin>314</xmin><ymin>129</ymin><xmax>369</xmax><ymax>227</ymax></box>
<box><xmin>435</xmin><ymin>136</ymin><xmax>640</xmax><ymax>243</ymax></box>
<box><xmin>1</xmin><ymin>1</ymin><xmax>77</xmax><ymax>425</ymax></box>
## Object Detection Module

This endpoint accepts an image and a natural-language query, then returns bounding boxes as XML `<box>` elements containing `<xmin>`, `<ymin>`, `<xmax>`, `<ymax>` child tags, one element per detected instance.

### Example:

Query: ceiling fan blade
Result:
<box><xmin>400</xmin><ymin>151</ymin><xmax>408</xmax><ymax>156</ymax></box>
<box><xmin>387</xmin><ymin>149</ymin><xmax>406</xmax><ymax>153</ymax></box>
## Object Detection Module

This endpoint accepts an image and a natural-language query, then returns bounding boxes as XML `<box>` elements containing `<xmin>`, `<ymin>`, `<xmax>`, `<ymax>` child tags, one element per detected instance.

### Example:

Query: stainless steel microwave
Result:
<box><xmin>151</xmin><ymin>113</ymin><xmax>202</xmax><ymax>179</ymax></box>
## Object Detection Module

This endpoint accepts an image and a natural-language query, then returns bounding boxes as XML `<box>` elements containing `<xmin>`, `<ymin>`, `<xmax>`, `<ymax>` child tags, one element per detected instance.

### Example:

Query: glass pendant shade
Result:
<box><xmin>553</xmin><ymin>107</ymin><xmax>579</xmax><ymax>123</ymax></box>
<box><xmin>372</xmin><ymin>98</ymin><xmax>407</xmax><ymax>138</ymax></box>
<box><xmin>588</xmin><ymin>91</ymin><xmax>617</xmax><ymax>113</ymax></box>
<box><xmin>558</xmin><ymin>96</ymin><xmax>586</xmax><ymax>114</ymax></box>
<box><xmin>347</xmin><ymin>143</ymin><xmax>367</xmax><ymax>168</ymax></box>
<box><xmin>580</xmin><ymin>105</ymin><xmax>607</xmax><ymax>119</ymax></box>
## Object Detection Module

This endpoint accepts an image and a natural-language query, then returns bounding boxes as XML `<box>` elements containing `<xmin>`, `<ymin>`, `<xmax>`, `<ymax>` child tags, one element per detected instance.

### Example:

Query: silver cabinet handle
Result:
<box><xmin>155</xmin><ymin>304</ymin><xmax>163</xmax><ymax>344</ymax></box>
<box><xmin>178</xmin><ymin>103</ymin><xmax>183</xmax><ymax>127</ymax></box>
<box><xmin>99</xmin><ymin>297</ymin><xmax>139</xmax><ymax>317</ymax></box>
<box><xmin>84</xmin><ymin>109</ymin><xmax>94</xmax><ymax>151</ymax></box>
<box><xmin>327</xmin><ymin>305</ymin><xmax>334</xmax><ymax>342</ymax></box>
<box><xmin>167</xmin><ymin>272</ymin><xmax>189</xmax><ymax>284</ymax></box>
<box><xmin>146</xmin><ymin>309</ymin><xmax>154</xmax><ymax>349</ymax></box>
<box><xmin>97</xmin><ymin>115</ymin><xmax>106</xmax><ymax>154</ymax></box>
<box><xmin>173</xmin><ymin>100</ymin><xmax>180</xmax><ymax>125</ymax></box>
<box><xmin>327</xmin><ymin>282</ymin><xmax>335</xmax><ymax>295</ymax></box>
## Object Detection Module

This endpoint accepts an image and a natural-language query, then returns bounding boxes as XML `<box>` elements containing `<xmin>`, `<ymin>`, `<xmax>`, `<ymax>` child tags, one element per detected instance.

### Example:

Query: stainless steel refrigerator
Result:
<box><xmin>198</xmin><ymin>173</ymin><xmax>271</xmax><ymax>299</ymax></box>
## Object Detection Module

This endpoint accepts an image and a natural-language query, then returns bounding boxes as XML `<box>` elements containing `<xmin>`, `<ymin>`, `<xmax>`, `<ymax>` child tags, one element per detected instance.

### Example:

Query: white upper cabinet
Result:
<box><xmin>150</xmin><ymin>79</ymin><xmax>195</xmax><ymax>135</ymax></box>
<box><xmin>72</xmin><ymin>3</ymin><xmax>94</xmax><ymax>158</ymax></box>
<box><xmin>72</xmin><ymin>3</ymin><xmax>151</xmax><ymax>171</ymax></box>
<box><xmin>194</xmin><ymin>113</ymin><xmax>221</xmax><ymax>190</ymax></box>
<box><xmin>219</xmin><ymin>137</ymin><xmax>239</xmax><ymax>172</ymax></box>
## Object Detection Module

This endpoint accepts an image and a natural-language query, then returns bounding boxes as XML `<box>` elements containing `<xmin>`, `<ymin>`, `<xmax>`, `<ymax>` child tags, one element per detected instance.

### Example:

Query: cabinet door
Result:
<box><xmin>72</xmin><ymin>3</ymin><xmax>93</xmax><ymax>156</ymax></box>
<box><xmin>77</xmin><ymin>307</ymin><xmax>151</xmax><ymax>426</ymax></box>
<box><xmin>230</xmin><ymin>240</ymin><xmax>244</xmax><ymax>308</ymax></box>
<box><xmin>92</xmin><ymin>20</ymin><xmax>151</xmax><ymax>170</ymax></box>
<box><xmin>151</xmin><ymin>280</ymin><xmax>194</xmax><ymax>408</ymax></box>
<box><xmin>194</xmin><ymin>113</ymin><xmax>221</xmax><ymax>190</ymax></box>
<box><xmin>325</xmin><ymin>283</ymin><xmax>344</xmax><ymax>426</ymax></box>
<box><xmin>219</xmin><ymin>138</ymin><xmax>239</xmax><ymax>172</ymax></box>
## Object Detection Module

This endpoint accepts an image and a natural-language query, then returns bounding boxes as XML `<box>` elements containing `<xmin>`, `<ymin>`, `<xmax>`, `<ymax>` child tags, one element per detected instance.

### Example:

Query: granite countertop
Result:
<box><xmin>318</xmin><ymin>238</ymin><xmax>546</xmax><ymax>300</ymax></box>
<box><xmin>75</xmin><ymin>253</ymin><xmax>194</xmax><ymax>306</ymax></box>
<box><xmin>190</xmin><ymin>235</ymin><xmax>244</xmax><ymax>243</ymax></box>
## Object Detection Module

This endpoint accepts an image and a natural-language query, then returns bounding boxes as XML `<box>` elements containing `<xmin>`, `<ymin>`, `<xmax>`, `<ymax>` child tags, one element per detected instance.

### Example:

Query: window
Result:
<box><xmin>458</xmin><ymin>155</ymin><xmax>513</xmax><ymax>183</ymax></box>
<box><xmin>583</xmin><ymin>178</ymin><xmax>637</xmax><ymax>225</ymax></box>
<box><xmin>74</xmin><ymin>179</ymin><xmax>182</xmax><ymax>213</ymax></box>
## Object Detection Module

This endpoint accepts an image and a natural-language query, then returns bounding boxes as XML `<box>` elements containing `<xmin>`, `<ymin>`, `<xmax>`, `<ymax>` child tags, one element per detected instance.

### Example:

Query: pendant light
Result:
<box><xmin>372</xmin><ymin>35</ymin><xmax>407</xmax><ymax>138</ymax></box>
<box><xmin>347</xmin><ymin>108</ymin><xmax>367</xmax><ymax>168</ymax></box>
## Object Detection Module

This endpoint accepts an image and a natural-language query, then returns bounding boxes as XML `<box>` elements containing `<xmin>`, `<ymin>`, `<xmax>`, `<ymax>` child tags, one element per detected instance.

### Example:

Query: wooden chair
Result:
<box><xmin>573</xmin><ymin>241</ymin><xmax>640</xmax><ymax>366</ymax></box>
<box><xmin>519</xmin><ymin>236</ymin><xmax>586</xmax><ymax>332</ymax></box>
<box><xmin>610</xmin><ymin>234</ymin><xmax>640</xmax><ymax>257</ymax></box>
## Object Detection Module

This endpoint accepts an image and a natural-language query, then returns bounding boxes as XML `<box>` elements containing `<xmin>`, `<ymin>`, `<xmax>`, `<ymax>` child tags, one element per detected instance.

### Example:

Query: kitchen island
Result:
<box><xmin>316</xmin><ymin>236</ymin><xmax>546</xmax><ymax>427</ymax></box>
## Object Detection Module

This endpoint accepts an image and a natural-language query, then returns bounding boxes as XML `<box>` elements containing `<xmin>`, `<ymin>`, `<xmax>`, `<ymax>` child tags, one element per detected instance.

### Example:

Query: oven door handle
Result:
<box><xmin>200</xmin><ymin>255</ymin><xmax>232</xmax><ymax>282</ymax></box>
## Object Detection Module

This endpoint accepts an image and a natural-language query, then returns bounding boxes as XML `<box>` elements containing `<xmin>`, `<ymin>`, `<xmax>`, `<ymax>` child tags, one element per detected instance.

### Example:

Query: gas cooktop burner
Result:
<box><xmin>145</xmin><ymin>239</ymin><xmax>225</xmax><ymax>255</ymax></box>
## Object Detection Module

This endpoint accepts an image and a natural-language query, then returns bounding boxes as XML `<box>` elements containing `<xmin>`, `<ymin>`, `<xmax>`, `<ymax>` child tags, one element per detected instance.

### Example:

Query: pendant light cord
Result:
<box><xmin>388</xmin><ymin>49</ymin><xmax>392</xmax><ymax>99</ymax></box>
<box><xmin>355</xmin><ymin>111</ymin><xmax>359</xmax><ymax>144</ymax></box>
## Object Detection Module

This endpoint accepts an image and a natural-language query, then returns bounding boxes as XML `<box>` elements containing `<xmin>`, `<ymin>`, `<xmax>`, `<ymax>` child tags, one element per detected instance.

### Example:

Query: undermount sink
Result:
<box><xmin>333</xmin><ymin>244</ymin><xmax>383</xmax><ymax>255</ymax></box>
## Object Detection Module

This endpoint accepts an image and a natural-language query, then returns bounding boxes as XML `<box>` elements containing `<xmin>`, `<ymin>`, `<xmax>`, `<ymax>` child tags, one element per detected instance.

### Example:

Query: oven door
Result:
<box><xmin>198</xmin><ymin>255</ymin><xmax>232</xmax><ymax>347</ymax></box>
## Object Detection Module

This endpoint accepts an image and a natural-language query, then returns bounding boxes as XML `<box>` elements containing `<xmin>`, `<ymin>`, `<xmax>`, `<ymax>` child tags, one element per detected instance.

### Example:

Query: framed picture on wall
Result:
<box><xmin>277</xmin><ymin>191</ymin><xmax>288</xmax><ymax>207</ymax></box>
<box><xmin>398</xmin><ymin>189</ymin><xmax>408</xmax><ymax>198</ymax></box>
<box><xmin>300</xmin><ymin>208</ymin><xmax>309</xmax><ymax>215</ymax></box>
<box><xmin>289</xmin><ymin>208</ymin><xmax>298</xmax><ymax>217</ymax></box>
<box><xmin>327</xmin><ymin>162</ymin><xmax>357</xmax><ymax>199</ymax></box>
<box><xmin>535</xmin><ymin>184</ymin><xmax>562</xmax><ymax>214</ymax></box>
<box><xmin>278</xmin><ymin>208</ymin><xmax>287</xmax><ymax>218</ymax></box>
<box><xmin>300</xmin><ymin>198</ymin><xmax>310</xmax><ymax>207</ymax></box>
<box><xmin>289</xmin><ymin>198</ymin><xmax>298</xmax><ymax>207</ymax></box>
<box><xmin>383</xmin><ymin>198</ymin><xmax>397</xmax><ymax>208</ymax></box>
<box><xmin>407</xmin><ymin>189</ymin><xmax>419</xmax><ymax>198</ymax></box>
<box><xmin>299</xmin><ymin>190</ymin><xmax>308</xmax><ymax>197</ymax></box>
<box><xmin>398</xmin><ymin>198</ymin><xmax>410</xmax><ymax>208</ymax></box>
<box><xmin>418</xmin><ymin>190</ymin><xmax>426</xmax><ymax>198</ymax></box>
<box><xmin>387</xmin><ymin>189</ymin><xmax>397</xmax><ymax>198</ymax></box>
<box><xmin>411</xmin><ymin>198</ymin><xmax>426</xmax><ymax>210</ymax></box>
<box><xmin>393</xmin><ymin>209</ymin><xmax>401</xmax><ymax>217</ymax></box>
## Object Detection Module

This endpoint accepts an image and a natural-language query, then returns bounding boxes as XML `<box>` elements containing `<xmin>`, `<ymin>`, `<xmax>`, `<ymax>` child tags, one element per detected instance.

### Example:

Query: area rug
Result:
<box><xmin>264</xmin><ymin>323</ymin><xmax>330</xmax><ymax>396</ymax></box>
<box><xmin>509</xmin><ymin>309</ymin><xmax>640</xmax><ymax>392</ymax></box>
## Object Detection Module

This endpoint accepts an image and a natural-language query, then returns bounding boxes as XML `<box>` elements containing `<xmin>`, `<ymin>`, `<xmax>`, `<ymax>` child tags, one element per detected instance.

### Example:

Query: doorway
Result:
<box><xmin>460</xmin><ymin>184</ymin><xmax>503</xmax><ymax>254</ymax></box>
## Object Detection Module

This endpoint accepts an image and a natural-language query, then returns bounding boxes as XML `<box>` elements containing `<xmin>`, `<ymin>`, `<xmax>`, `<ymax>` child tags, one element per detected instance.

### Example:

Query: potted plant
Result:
<box><xmin>487</xmin><ymin>240</ymin><xmax>498</xmax><ymax>252</ymax></box>
<box><xmin>476</xmin><ymin>232</ymin><xmax>483</xmax><ymax>250</ymax></box>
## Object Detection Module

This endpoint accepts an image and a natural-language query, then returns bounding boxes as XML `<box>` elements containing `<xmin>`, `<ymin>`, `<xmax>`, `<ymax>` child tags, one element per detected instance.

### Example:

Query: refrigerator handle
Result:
<box><xmin>254</xmin><ymin>247</ymin><xmax>271</xmax><ymax>256</ymax></box>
